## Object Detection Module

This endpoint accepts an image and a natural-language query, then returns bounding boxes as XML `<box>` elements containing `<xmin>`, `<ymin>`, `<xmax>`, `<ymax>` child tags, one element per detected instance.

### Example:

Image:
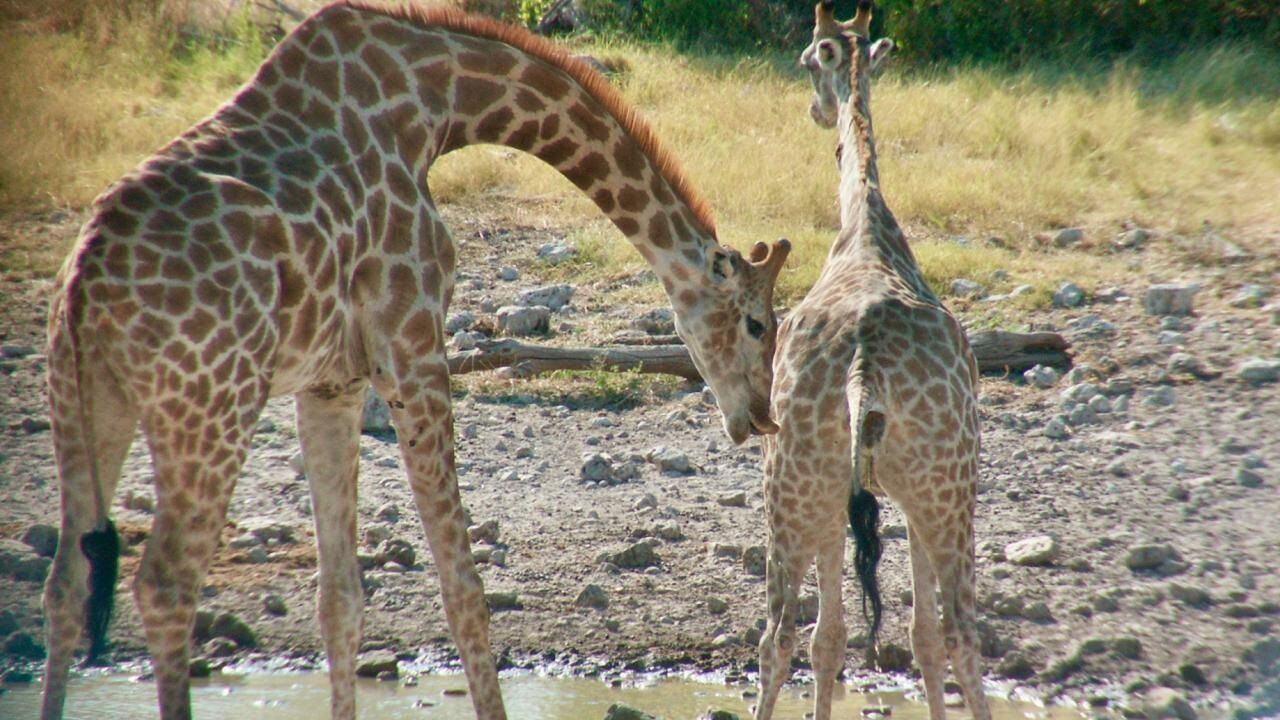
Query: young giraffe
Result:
<box><xmin>754</xmin><ymin>3</ymin><xmax>990</xmax><ymax>720</ymax></box>
<box><xmin>40</xmin><ymin>4</ymin><xmax>791</xmax><ymax>719</ymax></box>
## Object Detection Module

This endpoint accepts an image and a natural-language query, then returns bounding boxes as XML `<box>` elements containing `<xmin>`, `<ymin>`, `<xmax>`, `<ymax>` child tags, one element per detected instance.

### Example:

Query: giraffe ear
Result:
<box><xmin>869</xmin><ymin>38</ymin><xmax>896</xmax><ymax>73</ymax></box>
<box><xmin>815</xmin><ymin>38</ymin><xmax>842</xmax><ymax>70</ymax></box>
<box><xmin>710</xmin><ymin>247</ymin><xmax>740</xmax><ymax>284</ymax></box>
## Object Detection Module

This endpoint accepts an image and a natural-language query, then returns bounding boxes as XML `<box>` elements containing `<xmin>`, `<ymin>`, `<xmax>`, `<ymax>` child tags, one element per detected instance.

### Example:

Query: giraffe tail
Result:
<box><xmin>846</xmin><ymin>340</ymin><xmax>884</xmax><ymax>651</ymax></box>
<box><xmin>62</xmin><ymin>270</ymin><xmax>120</xmax><ymax>666</ymax></box>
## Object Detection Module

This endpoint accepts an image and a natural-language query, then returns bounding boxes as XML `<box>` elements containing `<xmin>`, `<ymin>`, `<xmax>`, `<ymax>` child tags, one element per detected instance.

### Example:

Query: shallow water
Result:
<box><xmin>1</xmin><ymin>670</ymin><xmax>1085</xmax><ymax>719</ymax></box>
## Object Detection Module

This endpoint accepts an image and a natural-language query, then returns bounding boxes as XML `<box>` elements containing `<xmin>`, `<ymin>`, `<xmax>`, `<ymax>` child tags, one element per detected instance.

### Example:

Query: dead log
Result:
<box><xmin>448</xmin><ymin>330</ymin><xmax>1070</xmax><ymax>381</ymax></box>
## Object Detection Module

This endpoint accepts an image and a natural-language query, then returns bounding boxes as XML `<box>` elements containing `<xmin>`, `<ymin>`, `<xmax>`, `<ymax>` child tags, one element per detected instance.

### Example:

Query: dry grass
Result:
<box><xmin>2</xmin><ymin>8</ymin><xmax>1277</xmax><ymax>304</ymax></box>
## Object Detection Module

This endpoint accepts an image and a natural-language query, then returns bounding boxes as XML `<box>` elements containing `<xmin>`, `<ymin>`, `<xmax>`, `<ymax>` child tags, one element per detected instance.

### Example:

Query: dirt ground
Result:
<box><xmin>1</xmin><ymin>206</ymin><xmax>1278</xmax><ymax>719</ymax></box>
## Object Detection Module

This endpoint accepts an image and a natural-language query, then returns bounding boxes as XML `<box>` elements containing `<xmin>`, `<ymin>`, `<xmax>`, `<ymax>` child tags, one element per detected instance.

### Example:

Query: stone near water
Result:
<box><xmin>517</xmin><ymin>283</ymin><xmax>575</xmax><ymax>311</ymax></box>
<box><xmin>496</xmin><ymin>305</ymin><xmax>550</xmax><ymax>336</ymax></box>
<box><xmin>355</xmin><ymin>653</ymin><xmax>398</xmax><ymax>679</ymax></box>
<box><xmin>3</xmin><ymin>631</ymin><xmax>45</xmax><ymax>660</ymax></box>
<box><xmin>1005</xmin><ymin>536</ymin><xmax>1057</xmax><ymax>566</ymax></box>
<box><xmin>20</xmin><ymin>524</ymin><xmax>57</xmax><ymax>558</ymax></box>
<box><xmin>201</xmin><ymin>637</ymin><xmax>238</xmax><ymax>658</ymax></box>
<box><xmin>0</xmin><ymin>539</ymin><xmax>51</xmax><ymax>582</ymax></box>
<box><xmin>575</xmin><ymin>584</ymin><xmax>610</xmax><ymax>610</ymax></box>
<box><xmin>603</xmin><ymin>703</ymin><xmax>659</xmax><ymax>720</ymax></box>
<box><xmin>210</xmin><ymin>612</ymin><xmax>256</xmax><ymax>648</ymax></box>
<box><xmin>875</xmin><ymin>642</ymin><xmax>913</xmax><ymax>672</ymax></box>
<box><xmin>1143</xmin><ymin>283</ymin><xmax>1199</xmax><ymax>316</ymax></box>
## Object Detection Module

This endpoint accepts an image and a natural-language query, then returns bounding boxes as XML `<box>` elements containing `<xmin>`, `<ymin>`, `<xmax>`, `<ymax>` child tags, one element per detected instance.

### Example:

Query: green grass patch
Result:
<box><xmin>455</xmin><ymin>366</ymin><xmax>683</xmax><ymax>410</ymax></box>
<box><xmin>3</xmin><ymin>13</ymin><xmax>1277</xmax><ymax>303</ymax></box>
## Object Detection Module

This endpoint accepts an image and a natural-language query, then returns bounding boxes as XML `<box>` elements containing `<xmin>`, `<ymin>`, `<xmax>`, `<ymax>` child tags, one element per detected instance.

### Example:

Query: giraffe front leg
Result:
<box><xmin>810</xmin><ymin>533</ymin><xmax>848</xmax><ymax>720</ymax></box>
<box><xmin>379</xmin><ymin>357</ymin><xmax>507</xmax><ymax>720</ymax></box>
<box><xmin>296</xmin><ymin>385</ymin><xmax>367</xmax><ymax>720</ymax></box>
<box><xmin>755</xmin><ymin>545</ymin><xmax>806</xmax><ymax>720</ymax></box>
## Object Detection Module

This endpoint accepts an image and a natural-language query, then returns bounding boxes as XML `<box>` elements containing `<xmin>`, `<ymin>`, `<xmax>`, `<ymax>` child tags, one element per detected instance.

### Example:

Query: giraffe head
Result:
<box><xmin>676</xmin><ymin>238</ymin><xmax>791</xmax><ymax>445</ymax></box>
<box><xmin>800</xmin><ymin>0</ymin><xmax>895</xmax><ymax>128</ymax></box>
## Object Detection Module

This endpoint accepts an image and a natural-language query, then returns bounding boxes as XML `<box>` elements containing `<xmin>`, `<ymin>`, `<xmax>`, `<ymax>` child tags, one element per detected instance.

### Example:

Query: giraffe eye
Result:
<box><xmin>745</xmin><ymin>316</ymin><xmax>766</xmax><ymax>339</ymax></box>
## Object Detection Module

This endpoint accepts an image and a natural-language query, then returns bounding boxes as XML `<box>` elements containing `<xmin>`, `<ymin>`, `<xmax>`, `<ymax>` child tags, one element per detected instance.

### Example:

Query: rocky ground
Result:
<box><xmin>1</xmin><ymin>207</ymin><xmax>1278</xmax><ymax>720</ymax></box>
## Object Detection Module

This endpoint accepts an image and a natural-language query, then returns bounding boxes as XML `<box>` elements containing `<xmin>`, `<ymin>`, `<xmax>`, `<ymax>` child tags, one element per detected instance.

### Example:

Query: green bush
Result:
<box><xmin>559</xmin><ymin>0</ymin><xmax>1279</xmax><ymax>63</ymax></box>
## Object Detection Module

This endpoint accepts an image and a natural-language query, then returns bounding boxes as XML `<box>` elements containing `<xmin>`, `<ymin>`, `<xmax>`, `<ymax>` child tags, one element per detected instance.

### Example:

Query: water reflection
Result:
<box><xmin>1</xmin><ymin>669</ymin><xmax>1084</xmax><ymax>719</ymax></box>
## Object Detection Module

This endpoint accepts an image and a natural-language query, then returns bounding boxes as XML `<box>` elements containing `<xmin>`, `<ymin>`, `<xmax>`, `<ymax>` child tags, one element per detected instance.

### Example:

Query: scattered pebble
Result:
<box><xmin>1052</xmin><ymin>282</ymin><xmax>1084</xmax><ymax>308</ymax></box>
<box><xmin>1005</xmin><ymin>536</ymin><xmax>1057</xmax><ymax>567</ymax></box>
<box><xmin>1143</xmin><ymin>283</ymin><xmax>1199</xmax><ymax>316</ymax></box>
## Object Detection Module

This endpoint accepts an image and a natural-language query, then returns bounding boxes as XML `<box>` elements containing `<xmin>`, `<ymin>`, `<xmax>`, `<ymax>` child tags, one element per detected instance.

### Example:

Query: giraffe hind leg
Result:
<box><xmin>41</xmin><ymin>326</ymin><xmax>138</xmax><ymax>720</ymax></box>
<box><xmin>906</xmin><ymin>523</ymin><xmax>948</xmax><ymax>720</ymax></box>
<box><xmin>295</xmin><ymin>385</ymin><xmax>367</xmax><ymax>720</ymax></box>
<box><xmin>134</xmin><ymin>378</ymin><xmax>268</xmax><ymax>720</ymax></box>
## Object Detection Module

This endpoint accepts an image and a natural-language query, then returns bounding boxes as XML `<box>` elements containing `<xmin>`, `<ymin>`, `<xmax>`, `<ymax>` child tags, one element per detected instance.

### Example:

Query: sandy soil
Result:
<box><xmin>1</xmin><ymin>207</ymin><xmax>1278</xmax><ymax>719</ymax></box>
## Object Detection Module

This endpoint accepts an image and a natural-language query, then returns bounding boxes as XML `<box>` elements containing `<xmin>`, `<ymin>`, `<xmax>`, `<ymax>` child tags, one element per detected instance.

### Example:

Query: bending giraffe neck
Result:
<box><xmin>211</xmin><ymin>1</ymin><xmax>718</xmax><ymax>298</ymax></box>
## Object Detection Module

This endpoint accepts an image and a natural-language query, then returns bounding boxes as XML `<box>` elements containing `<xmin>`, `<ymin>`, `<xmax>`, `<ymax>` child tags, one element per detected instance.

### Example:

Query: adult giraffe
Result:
<box><xmin>39</xmin><ymin>3</ymin><xmax>790</xmax><ymax>719</ymax></box>
<box><xmin>753</xmin><ymin>2</ymin><xmax>989</xmax><ymax>720</ymax></box>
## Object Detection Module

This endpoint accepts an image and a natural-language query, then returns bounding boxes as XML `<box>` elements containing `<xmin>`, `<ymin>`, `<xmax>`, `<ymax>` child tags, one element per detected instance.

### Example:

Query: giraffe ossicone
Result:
<box><xmin>38</xmin><ymin>4</ymin><xmax>789</xmax><ymax>719</ymax></box>
<box><xmin>753</xmin><ymin>3</ymin><xmax>991</xmax><ymax>720</ymax></box>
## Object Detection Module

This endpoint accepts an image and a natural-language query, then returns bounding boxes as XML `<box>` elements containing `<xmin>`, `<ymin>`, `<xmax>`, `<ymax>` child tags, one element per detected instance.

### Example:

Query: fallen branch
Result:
<box><xmin>448</xmin><ymin>330</ymin><xmax>1070</xmax><ymax>381</ymax></box>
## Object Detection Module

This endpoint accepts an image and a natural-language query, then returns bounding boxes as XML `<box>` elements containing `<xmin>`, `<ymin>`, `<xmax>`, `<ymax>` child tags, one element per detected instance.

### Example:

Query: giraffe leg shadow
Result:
<box><xmin>296</xmin><ymin>385</ymin><xmax>366</xmax><ymax>720</ymax></box>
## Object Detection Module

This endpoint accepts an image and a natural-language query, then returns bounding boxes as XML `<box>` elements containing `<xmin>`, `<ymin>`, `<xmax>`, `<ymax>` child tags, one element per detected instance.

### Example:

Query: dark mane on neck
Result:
<box><xmin>339</xmin><ymin>0</ymin><xmax>716</xmax><ymax>238</ymax></box>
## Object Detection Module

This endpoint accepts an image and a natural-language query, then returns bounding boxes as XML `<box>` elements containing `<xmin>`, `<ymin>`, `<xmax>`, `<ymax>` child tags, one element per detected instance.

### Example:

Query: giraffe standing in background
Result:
<box><xmin>753</xmin><ymin>3</ymin><xmax>990</xmax><ymax>719</ymax></box>
<box><xmin>39</xmin><ymin>4</ymin><xmax>791</xmax><ymax>719</ymax></box>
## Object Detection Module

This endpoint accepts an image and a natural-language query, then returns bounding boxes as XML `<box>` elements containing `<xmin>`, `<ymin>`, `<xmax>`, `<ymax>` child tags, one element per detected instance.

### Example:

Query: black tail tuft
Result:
<box><xmin>848</xmin><ymin>487</ymin><xmax>883</xmax><ymax>648</ymax></box>
<box><xmin>80</xmin><ymin>520</ymin><xmax>120</xmax><ymax>666</ymax></box>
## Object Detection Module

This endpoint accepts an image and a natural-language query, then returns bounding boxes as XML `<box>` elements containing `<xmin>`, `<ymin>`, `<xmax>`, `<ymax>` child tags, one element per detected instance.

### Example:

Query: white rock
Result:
<box><xmin>1143</xmin><ymin>283</ymin><xmax>1200</xmax><ymax>316</ymax></box>
<box><xmin>580</xmin><ymin>453</ymin><xmax>615</xmax><ymax>483</ymax></box>
<box><xmin>949</xmin><ymin>278</ymin><xmax>984</xmax><ymax>298</ymax></box>
<box><xmin>1005</xmin><ymin>536</ymin><xmax>1057</xmax><ymax>566</ymax></box>
<box><xmin>517</xmin><ymin>284</ymin><xmax>575</xmax><ymax>311</ymax></box>
<box><xmin>649</xmin><ymin>446</ymin><xmax>693</xmax><ymax>475</ymax></box>
<box><xmin>1043</xmin><ymin>417</ymin><xmax>1071</xmax><ymax>440</ymax></box>
<box><xmin>496</xmin><ymin>305</ymin><xmax>550</xmax><ymax>336</ymax></box>
<box><xmin>536</xmin><ymin>241</ymin><xmax>577</xmax><ymax>265</ymax></box>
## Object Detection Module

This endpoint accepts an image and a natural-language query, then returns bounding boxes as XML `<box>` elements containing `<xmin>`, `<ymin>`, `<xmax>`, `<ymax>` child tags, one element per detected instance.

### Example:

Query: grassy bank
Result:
<box><xmin>2</xmin><ymin>9</ymin><xmax>1277</xmax><ymax>305</ymax></box>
